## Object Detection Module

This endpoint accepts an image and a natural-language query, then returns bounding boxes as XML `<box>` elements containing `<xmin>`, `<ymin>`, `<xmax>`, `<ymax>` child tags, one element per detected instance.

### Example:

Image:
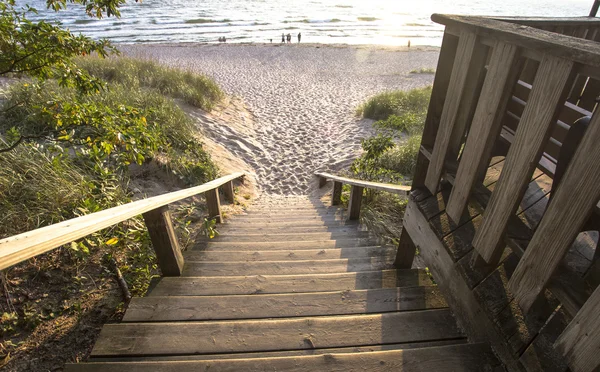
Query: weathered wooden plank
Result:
<box><xmin>509</xmin><ymin>113</ymin><xmax>600</xmax><ymax>313</ymax></box>
<box><xmin>69</xmin><ymin>343</ymin><xmax>500</xmax><ymax>372</ymax></box>
<box><xmin>472</xmin><ymin>55</ymin><xmax>575</xmax><ymax>264</ymax></box>
<box><xmin>208</xmin><ymin>230</ymin><xmax>371</xmax><ymax>242</ymax></box>
<box><xmin>182</xmin><ymin>257</ymin><xmax>395</xmax><ymax>276</ymax></box>
<box><xmin>424</xmin><ymin>30</ymin><xmax>480</xmax><ymax>194</ymax></box>
<box><xmin>216</xmin><ymin>225</ymin><xmax>363</xmax><ymax>235</ymax></box>
<box><xmin>221</xmin><ymin>180</ymin><xmax>235</xmax><ymax>203</ymax></box>
<box><xmin>91</xmin><ymin>310</ymin><xmax>463</xmax><ymax>357</ymax></box>
<box><xmin>555</xmin><ymin>284</ymin><xmax>600</xmax><ymax>372</ymax></box>
<box><xmin>432</xmin><ymin>14</ymin><xmax>600</xmax><ymax>68</ymax></box>
<box><xmin>401</xmin><ymin>199</ymin><xmax>524</xmax><ymax>371</ymax></box>
<box><xmin>348</xmin><ymin>185</ymin><xmax>364</xmax><ymax>220</ymax></box>
<box><xmin>394</xmin><ymin>228</ymin><xmax>416</xmax><ymax>269</ymax></box>
<box><xmin>332</xmin><ymin>181</ymin><xmax>343</xmax><ymax>205</ymax></box>
<box><xmin>413</xmin><ymin>31</ymin><xmax>459</xmax><ymax>188</ymax></box>
<box><xmin>142</xmin><ymin>206</ymin><xmax>184</xmax><ymax>277</ymax></box>
<box><xmin>123</xmin><ymin>287</ymin><xmax>447</xmax><ymax>322</ymax></box>
<box><xmin>200</xmin><ymin>238</ymin><xmax>381</xmax><ymax>251</ymax></box>
<box><xmin>183</xmin><ymin>246</ymin><xmax>397</xmax><ymax>262</ymax></box>
<box><xmin>0</xmin><ymin>172</ymin><xmax>244</xmax><ymax>271</ymax></box>
<box><xmin>446</xmin><ymin>41</ymin><xmax>522</xmax><ymax>223</ymax></box>
<box><xmin>205</xmin><ymin>188</ymin><xmax>222</xmax><ymax>223</ymax></box>
<box><xmin>85</xmin><ymin>339</ymin><xmax>469</xmax><ymax>362</ymax></box>
<box><xmin>314</xmin><ymin>173</ymin><xmax>410</xmax><ymax>195</ymax></box>
<box><xmin>148</xmin><ymin>269</ymin><xmax>433</xmax><ymax>296</ymax></box>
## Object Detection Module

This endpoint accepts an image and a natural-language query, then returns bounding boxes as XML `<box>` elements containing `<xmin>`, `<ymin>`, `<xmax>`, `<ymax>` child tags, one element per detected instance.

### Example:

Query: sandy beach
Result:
<box><xmin>122</xmin><ymin>43</ymin><xmax>439</xmax><ymax>195</ymax></box>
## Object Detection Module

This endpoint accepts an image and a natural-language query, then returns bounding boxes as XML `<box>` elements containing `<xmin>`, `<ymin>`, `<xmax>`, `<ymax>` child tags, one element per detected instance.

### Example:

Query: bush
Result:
<box><xmin>75</xmin><ymin>56</ymin><xmax>224</xmax><ymax>111</ymax></box>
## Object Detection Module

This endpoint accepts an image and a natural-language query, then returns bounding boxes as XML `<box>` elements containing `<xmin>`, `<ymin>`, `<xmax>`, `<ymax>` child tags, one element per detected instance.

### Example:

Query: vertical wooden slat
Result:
<box><xmin>412</xmin><ymin>31</ymin><xmax>459</xmax><ymax>188</ymax></box>
<box><xmin>348</xmin><ymin>185</ymin><xmax>364</xmax><ymax>220</ymax></box>
<box><xmin>394</xmin><ymin>228</ymin><xmax>416</xmax><ymax>269</ymax></box>
<box><xmin>142</xmin><ymin>206</ymin><xmax>184</xmax><ymax>277</ymax></box>
<box><xmin>508</xmin><ymin>113</ymin><xmax>600</xmax><ymax>313</ymax></box>
<box><xmin>205</xmin><ymin>188</ymin><xmax>222</xmax><ymax>223</ymax></box>
<box><xmin>472</xmin><ymin>56</ymin><xmax>576</xmax><ymax>264</ymax></box>
<box><xmin>445</xmin><ymin>41</ymin><xmax>522</xmax><ymax>223</ymax></box>
<box><xmin>554</xmin><ymin>284</ymin><xmax>600</xmax><ymax>372</ymax></box>
<box><xmin>222</xmin><ymin>181</ymin><xmax>235</xmax><ymax>204</ymax></box>
<box><xmin>424</xmin><ymin>30</ymin><xmax>480</xmax><ymax>194</ymax></box>
<box><xmin>331</xmin><ymin>181</ymin><xmax>342</xmax><ymax>206</ymax></box>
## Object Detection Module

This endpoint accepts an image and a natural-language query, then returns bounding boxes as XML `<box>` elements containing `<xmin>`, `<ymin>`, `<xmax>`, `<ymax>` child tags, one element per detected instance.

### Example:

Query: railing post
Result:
<box><xmin>394</xmin><ymin>228</ymin><xmax>416</xmax><ymax>269</ymax></box>
<box><xmin>319</xmin><ymin>176</ymin><xmax>327</xmax><ymax>188</ymax></box>
<box><xmin>331</xmin><ymin>181</ymin><xmax>342</xmax><ymax>206</ymax></box>
<box><xmin>205</xmin><ymin>188</ymin><xmax>222</xmax><ymax>223</ymax></box>
<box><xmin>221</xmin><ymin>181</ymin><xmax>235</xmax><ymax>204</ymax></box>
<box><xmin>142</xmin><ymin>205</ymin><xmax>184</xmax><ymax>277</ymax></box>
<box><xmin>348</xmin><ymin>185</ymin><xmax>364</xmax><ymax>220</ymax></box>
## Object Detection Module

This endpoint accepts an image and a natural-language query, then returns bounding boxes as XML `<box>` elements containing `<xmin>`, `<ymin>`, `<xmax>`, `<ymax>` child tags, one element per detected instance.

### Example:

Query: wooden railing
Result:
<box><xmin>315</xmin><ymin>172</ymin><xmax>410</xmax><ymax>220</ymax></box>
<box><xmin>404</xmin><ymin>14</ymin><xmax>600</xmax><ymax>372</ymax></box>
<box><xmin>0</xmin><ymin>172</ymin><xmax>244</xmax><ymax>275</ymax></box>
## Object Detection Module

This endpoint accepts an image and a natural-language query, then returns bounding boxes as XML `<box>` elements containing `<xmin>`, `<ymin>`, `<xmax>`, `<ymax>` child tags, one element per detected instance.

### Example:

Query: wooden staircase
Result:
<box><xmin>66</xmin><ymin>197</ymin><xmax>501</xmax><ymax>371</ymax></box>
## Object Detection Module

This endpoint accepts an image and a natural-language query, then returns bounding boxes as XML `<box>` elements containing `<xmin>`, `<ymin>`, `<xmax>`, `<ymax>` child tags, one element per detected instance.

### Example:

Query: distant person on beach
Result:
<box><xmin>298</xmin><ymin>32</ymin><xmax>301</xmax><ymax>43</ymax></box>
<box><xmin>218</xmin><ymin>37</ymin><xmax>222</xmax><ymax>42</ymax></box>
<box><xmin>282</xmin><ymin>33</ymin><xmax>285</xmax><ymax>42</ymax></box>
<box><xmin>286</xmin><ymin>33</ymin><xmax>291</xmax><ymax>43</ymax></box>
<box><xmin>408</xmin><ymin>40</ymin><xmax>411</xmax><ymax>48</ymax></box>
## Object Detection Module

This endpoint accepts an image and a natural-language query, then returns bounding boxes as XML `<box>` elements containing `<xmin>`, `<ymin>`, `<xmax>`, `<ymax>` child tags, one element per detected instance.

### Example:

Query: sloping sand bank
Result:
<box><xmin>122</xmin><ymin>44</ymin><xmax>438</xmax><ymax>195</ymax></box>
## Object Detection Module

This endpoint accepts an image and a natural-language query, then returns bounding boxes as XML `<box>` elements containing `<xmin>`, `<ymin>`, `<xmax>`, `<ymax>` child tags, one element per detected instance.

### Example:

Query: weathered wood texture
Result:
<box><xmin>205</xmin><ymin>188</ymin><xmax>222</xmax><ymax>223</ymax></box>
<box><xmin>394</xmin><ymin>228</ymin><xmax>417</xmax><ymax>269</ymax></box>
<box><xmin>123</xmin><ymin>287</ymin><xmax>447</xmax><ymax>322</ymax></box>
<box><xmin>91</xmin><ymin>310</ymin><xmax>462</xmax><ymax>357</ymax></box>
<box><xmin>348</xmin><ymin>185</ymin><xmax>364</xmax><ymax>220</ymax></box>
<box><xmin>332</xmin><ymin>181</ymin><xmax>343</xmax><ymax>205</ymax></box>
<box><xmin>221</xmin><ymin>180</ymin><xmax>235</xmax><ymax>203</ymax></box>
<box><xmin>413</xmin><ymin>32</ymin><xmax>459</xmax><ymax>188</ymax></box>
<box><xmin>0</xmin><ymin>172</ymin><xmax>244</xmax><ymax>271</ymax></box>
<box><xmin>509</xmin><ymin>112</ymin><xmax>600</xmax><ymax>312</ymax></box>
<box><xmin>315</xmin><ymin>172</ymin><xmax>410</xmax><ymax>195</ymax></box>
<box><xmin>142</xmin><ymin>206</ymin><xmax>184</xmax><ymax>277</ymax></box>
<box><xmin>148</xmin><ymin>269</ymin><xmax>433</xmax><ymax>297</ymax></box>
<box><xmin>446</xmin><ymin>41</ymin><xmax>522</xmax><ymax>223</ymax></box>
<box><xmin>473</xmin><ymin>56</ymin><xmax>575</xmax><ymax>263</ymax></box>
<box><xmin>68</xmin><ymin>343</ymin><xmax>501</xmax><ymax>372</ymax></box>
<box><xmin>555</xmin><ymin>284</ymin><xmax>600</xmax><ymax>372</ymax></box>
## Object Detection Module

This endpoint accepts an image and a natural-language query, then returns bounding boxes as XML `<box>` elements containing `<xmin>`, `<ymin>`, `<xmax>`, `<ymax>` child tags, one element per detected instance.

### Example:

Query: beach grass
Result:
<box><xmin>75</xmin><ymin>56</ymin><xmax>224</xmax><ymax>111</ymax></box>
<box><xmin>356</xmin><ymin>86</ymin><xmax>431</xmax><ymax>121</ymax></box>
<box><xmin>410</xmin><ymin>68</ymin><xmax>436</xmax><ymax>74</ymax></box>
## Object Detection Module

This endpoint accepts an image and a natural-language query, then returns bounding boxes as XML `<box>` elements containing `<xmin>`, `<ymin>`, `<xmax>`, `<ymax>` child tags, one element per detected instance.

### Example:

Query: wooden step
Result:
<box><xmin>123</xmin><ymin>287</ymin><xmax>447</xmax><ymax>322</ymax></box>
<box><xmin>182</xmin><ymin>257</ymin><xmax>395</xmax><ymax>276</ymax></box>
<box><xmin>183</xmin><ymin>246</ymin><xmax>397</xmax><ymax>262</ymax></box>
<box><xmin>199</xmin><ymin>238</ymin><xmax>381</xmax><ymax>251</ymax></box>
<box><xmin>148</xmin><ymin>269</ymin><xmax>432</xmax><ymax>296</ymax></box>
<box><xmin>68</xmin><ymin>343</ymin><xmax>500</xmax><ymax>371</ymax></box>
<box><xmin>85</xmin><ymin>339</ymin><xmax>468</xmax><ymax>362</ymax></box>
<box><xmin>207</xmin><ymin>231</ymin><xmax>372</xmax><ymax>243</ymax></box>
<box><xmin>240</xmin><ymin>209</ymin><xmax>344</xmax><ymax>217</ymax></box>
<box><xmin>221</xmin><ymin>219</ymin><xmax>354</xmax><ymax>228</ymax></box>
<box><xmin>229</xmin><ymin>215</ymin><xmax>346</xmax><ymax>222</ymax></box>
<box><xmin>216</xmin><ymin>225</ymin><xmax>365</xmax><ymax>235</ymax></box>
<box><xmin>89</xmin><ymin>309</ymin><xmax>463</xmax><ymax>357</ymax></box>
<box><xmin>244</xmin><ymin>206</ymin><xmax>341</xmax><ymax>212</ymax></box>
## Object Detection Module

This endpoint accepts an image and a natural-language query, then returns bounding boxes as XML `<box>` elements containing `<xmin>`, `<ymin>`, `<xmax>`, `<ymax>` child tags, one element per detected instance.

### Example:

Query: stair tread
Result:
<box><xmin>182</xmin><ymin>257</ymin><xmax>395</xmax><ymax>276</ymax></box>
<box><xmin>183</xmin><ymin>246</ymin><xmax>397</xmax><ymax>261</ymax></box>
<box><xmin>123</xmin><ymin>287</ymin><xmax>447</xmax><ymax>322</ymax></box>
<box><xmin>199</xmin><ymin>238</ymin><xmax>381</xmax><ymax>250</ymax></box>
<box><xmin>209</xmin><ymin>231</ymin><xmax>371</xmax><ymax>242</ymax></box>
<box><xmin>69</xmin><ymin>343</ymin><xmax>502</xmax><ymax>371</ymax></box>
<box><xmin>90</xmin><ymin>309</ymin><xmax>463</xmax><ymax>357</ymax></box>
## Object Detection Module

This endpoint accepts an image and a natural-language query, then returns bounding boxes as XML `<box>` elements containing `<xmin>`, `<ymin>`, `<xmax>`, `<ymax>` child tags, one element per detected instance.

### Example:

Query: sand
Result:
<box><xmin>122</xmin><ymin>43</ymin><xmax>439</xmax><ymax>195</ymax></box>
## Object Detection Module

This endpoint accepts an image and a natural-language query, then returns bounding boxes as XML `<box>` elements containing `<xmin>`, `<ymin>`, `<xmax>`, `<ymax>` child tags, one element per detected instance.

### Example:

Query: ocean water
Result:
<box><xmin>19</xmin><ymin>0</ymin><xmax>593</xmax><ymax>46</ymax></box>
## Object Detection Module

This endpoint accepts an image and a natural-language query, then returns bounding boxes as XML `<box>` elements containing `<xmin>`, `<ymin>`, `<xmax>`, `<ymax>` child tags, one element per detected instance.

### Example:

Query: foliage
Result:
<box><xmin>410</xmin><ymin>68</ymin><xmax>436</xmax><ymax>74</ymax></box>
<box><xmin>75</xmin><ymin>56</ymin><xmax>224</xmax><ymax>111</ymax></box>
<box><xmin>349</xmin><ymin>86</ymin><xmax>432</xmax><ymax>243</ymax></box>
<box><xmin>356</xmin><ymin>86</ymin><xmax>431</xmax><ymax>121</ymax></box>
<box><xmin>201</xmin><ymin>218</ymin><xmax>220</xmax><ymax>239</ymax></box>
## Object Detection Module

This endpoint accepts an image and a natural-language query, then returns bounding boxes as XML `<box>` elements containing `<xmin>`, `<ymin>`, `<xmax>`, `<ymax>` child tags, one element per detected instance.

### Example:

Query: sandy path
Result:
<box><xmin>123</xmin><ymin>44</ymin><xmax>438</xmax><ymax>195</ymax></box>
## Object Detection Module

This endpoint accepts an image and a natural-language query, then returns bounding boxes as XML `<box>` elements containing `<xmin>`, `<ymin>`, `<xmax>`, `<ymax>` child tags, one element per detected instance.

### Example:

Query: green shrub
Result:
<box><xmin>75</xmin><ymin>56</ymin><xmax>224</xmax><ymax>111</ymax></box>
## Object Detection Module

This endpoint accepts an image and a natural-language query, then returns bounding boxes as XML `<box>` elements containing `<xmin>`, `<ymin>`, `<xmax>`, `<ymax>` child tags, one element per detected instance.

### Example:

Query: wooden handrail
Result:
<box><xmin>0</xmin><ymin>172</ymin><xmax>244</xmax><ymax>272</ymax></box>
<box><xmin>315</xmin><ymin>173</ymin><xmax>411</xmax><ymax>195</ymax></box>
<box><xmin>316</xmin><ymin>172</ymin><xmax>410</xmax><ymax>221</ymax></box>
